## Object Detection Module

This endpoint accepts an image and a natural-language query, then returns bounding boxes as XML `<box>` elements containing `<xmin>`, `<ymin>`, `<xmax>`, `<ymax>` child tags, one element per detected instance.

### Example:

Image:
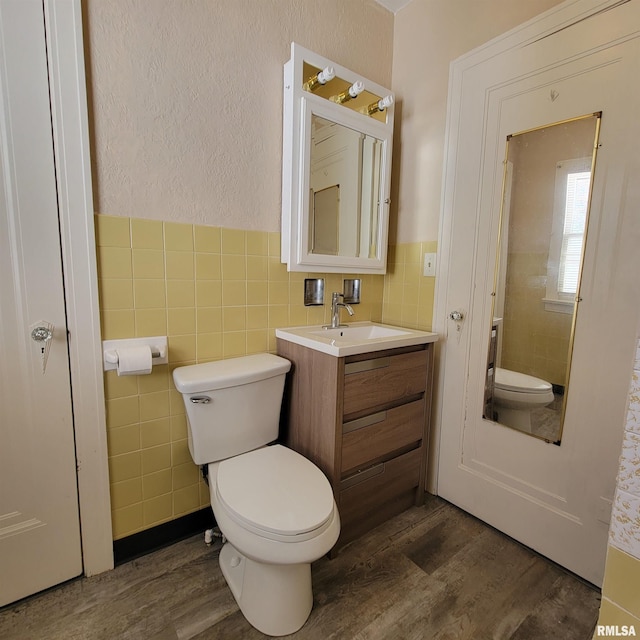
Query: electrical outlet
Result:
<box><xmin>423</xmin><ymin>252</ymin><xmax>436</xmax><ymax>277</ymax></box>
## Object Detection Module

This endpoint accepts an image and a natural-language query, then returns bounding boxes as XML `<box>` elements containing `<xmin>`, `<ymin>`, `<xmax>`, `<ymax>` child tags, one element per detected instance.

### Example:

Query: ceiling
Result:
<box><xmin>374</xmin><ymin>0</ymin><xmax>413</xmax><ymax>13</ymax></box>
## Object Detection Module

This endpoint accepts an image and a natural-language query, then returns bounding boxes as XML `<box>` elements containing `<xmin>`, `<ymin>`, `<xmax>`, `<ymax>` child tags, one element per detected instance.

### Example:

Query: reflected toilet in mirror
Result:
<box><xmin>493</xmin><ymin>367</ymin><xmax>555</xmax><ymax>434</ymax></box>
<box><xmin>484</xmin><ymin>113</ymin><xmax>601</xmax><ymax>443</ymax></box>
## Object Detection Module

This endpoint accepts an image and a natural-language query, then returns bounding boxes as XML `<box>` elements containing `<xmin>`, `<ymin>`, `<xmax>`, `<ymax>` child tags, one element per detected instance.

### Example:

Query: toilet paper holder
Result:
<box><xmin>102</xmin><ymin>336</ymin><xmax>168</xmax><ymax>372</ymax></box>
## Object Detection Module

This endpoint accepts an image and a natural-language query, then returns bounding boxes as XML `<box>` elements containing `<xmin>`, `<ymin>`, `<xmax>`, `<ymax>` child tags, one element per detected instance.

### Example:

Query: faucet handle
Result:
<box><xmin>343</xmin><ymin>279</ymin><xmax>361</xmax><ymax>304</ymax></box>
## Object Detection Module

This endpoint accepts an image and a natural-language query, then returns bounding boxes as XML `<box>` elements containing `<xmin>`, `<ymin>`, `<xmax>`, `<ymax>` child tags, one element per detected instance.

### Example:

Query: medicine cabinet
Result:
<box><xmin>281</xmin><ymin>43</ymin><xmax>395</xmax><ymax>274</ymax></box>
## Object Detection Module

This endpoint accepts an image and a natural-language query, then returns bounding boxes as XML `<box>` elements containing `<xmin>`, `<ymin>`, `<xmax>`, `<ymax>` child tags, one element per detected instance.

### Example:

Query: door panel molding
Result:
<box><xmin>43</xmin><ymin>0</ymin><xmax>113</xmax><ymax>575</ymax></box>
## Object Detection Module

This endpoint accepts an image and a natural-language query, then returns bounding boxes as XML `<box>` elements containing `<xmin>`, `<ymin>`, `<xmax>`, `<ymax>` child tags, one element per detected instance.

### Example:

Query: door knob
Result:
<box><xmin>449</xmin><ymin>310</ymin><xmax>464</xmax><ymax>321</ymax></box>
<box><xmin>31</xmin><ymin>326</ymin><xmax>53</xmax><ymax>343</ymax></box>
<box><xmin>30</xmin><ymin>321</ymin><xmax>54</xmax><ymax>374</ymax></box>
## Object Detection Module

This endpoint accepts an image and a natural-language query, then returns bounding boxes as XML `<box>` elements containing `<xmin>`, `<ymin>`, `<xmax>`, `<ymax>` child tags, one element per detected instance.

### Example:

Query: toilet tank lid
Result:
<box><xmin>172</xmin><ymin>353</ymin><xmax>291</xmax><ymax>394</ymax></box>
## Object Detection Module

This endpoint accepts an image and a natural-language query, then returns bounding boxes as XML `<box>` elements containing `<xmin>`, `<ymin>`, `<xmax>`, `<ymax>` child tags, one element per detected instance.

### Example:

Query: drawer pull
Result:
<box><xmin>345</xmin><ymin>357</ymin><xmax>390</xmax><ymax>375</ymax></box>
<box><xmin>341</xmin><ymin>463</ymin><xmax>384</xmax><ymax>489</ymax></box>
<box><xmin>343</xmin><ymin>411</ymin><xmax>387</xmax><ymax>434</ymax></box>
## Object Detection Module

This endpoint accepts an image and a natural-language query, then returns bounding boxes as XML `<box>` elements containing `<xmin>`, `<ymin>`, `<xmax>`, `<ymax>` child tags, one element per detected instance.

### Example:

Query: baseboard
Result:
<box><xmin>113</xmin><ymin>508</ymin><xmax>215</xmax><ymax>565</ymax></box>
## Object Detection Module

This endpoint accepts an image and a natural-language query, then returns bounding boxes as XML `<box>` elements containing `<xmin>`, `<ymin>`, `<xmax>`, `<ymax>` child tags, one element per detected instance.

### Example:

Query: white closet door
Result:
<box><xmin>0</xmin><ymin>0</ymin><xmax>82</xmax><ymax>605</ymax></box>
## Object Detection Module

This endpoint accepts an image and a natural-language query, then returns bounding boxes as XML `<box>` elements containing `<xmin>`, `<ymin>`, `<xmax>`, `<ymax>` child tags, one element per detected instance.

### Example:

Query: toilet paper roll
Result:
<box><xmin>116</xmin><ymin>346</ymin><xmax>153</xmax><ymax>376</ymax></box>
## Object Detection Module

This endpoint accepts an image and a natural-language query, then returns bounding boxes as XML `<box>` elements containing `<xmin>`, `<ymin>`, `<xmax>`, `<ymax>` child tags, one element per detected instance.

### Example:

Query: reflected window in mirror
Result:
<box><xmin>484</xmin><ymin>113</ymin><xmax>601</xmax><ymax>444</ymax></box>
<box><xmin>545</xmin><ymin>157</ymin><xmax>592</xmax><ymax>313</ymax></box>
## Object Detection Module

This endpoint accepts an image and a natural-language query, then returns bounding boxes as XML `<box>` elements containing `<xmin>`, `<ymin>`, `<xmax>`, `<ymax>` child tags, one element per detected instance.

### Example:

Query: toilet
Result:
<box><xmin>172</xmin><ymin>353</ymin><xmax>340</xmax><ymax>637</ymax></box>
<box><xmin>493</xmin><ymin>367</ymin><xmax>555</xmax><ymax>433</ymax></box>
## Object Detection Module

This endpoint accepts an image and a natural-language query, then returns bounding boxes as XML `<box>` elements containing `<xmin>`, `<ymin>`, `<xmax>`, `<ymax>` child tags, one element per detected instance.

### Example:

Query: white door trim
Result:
<box><xmin>44</xmin><ymin>0</ymin><xmax>113</xmax><ymax>575</ymax></box>
<box><xmin>429</xmin><ymin>0</ymin><xmax>627</xmax><ymax>494</ymax></box>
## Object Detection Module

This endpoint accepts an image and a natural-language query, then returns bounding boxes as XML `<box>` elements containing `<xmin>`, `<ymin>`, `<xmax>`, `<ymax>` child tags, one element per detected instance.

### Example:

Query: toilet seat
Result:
<box><xmin>495</xmin><ymin>367</ymin><xmax>552</xmax><ymax>394</ymax></box>
<box><xmin>214</xmin><ymin>445</ymin><xmax>335</xmax><ymax>542</ymax></box>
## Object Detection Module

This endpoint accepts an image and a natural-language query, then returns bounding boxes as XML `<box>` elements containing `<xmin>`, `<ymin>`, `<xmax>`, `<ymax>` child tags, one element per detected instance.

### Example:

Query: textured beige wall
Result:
<box><xmin>84</xmin><ymin>0</ymin><xmax>393</xmax><ymax>230</ymax></box>
<box><xmin>390</xmin><ymin>0</ymin><xmax>565</xmax><ymax>244</ymax></box>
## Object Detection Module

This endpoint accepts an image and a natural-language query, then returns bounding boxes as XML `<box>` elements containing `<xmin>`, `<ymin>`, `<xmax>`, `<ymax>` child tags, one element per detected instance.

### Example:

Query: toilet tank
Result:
<box><xmin>172</xmin><ymin>354</ymin><xmax>291</xmax><ymax>465</ymax></box>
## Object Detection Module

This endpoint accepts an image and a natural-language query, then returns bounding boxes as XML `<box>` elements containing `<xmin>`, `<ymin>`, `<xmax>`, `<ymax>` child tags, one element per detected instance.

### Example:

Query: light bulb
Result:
<box><xmin>364</xmin><ymin>94</ymin><xmax>394</xmax><ymax>116</ymax></box>
<box><xmin>303</xmin><ymin>66</ymin><xmax>336</xmax><ymax>92</ymax></box>
<box><xmin>331</xmin><ymin>81</ymin><xmax>365</xmax><ymax>104</ymax></box>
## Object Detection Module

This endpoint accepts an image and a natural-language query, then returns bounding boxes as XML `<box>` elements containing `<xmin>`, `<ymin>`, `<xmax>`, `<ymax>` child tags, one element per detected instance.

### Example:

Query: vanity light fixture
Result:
<box><xmin>331</xmin><ymin>80</ymin><xmax>365</xmax><ymax>104</ymax></box>
<box><xmin>364</xmin><ymin>94</ymin><xmax>394</xmax><ymax>116</ymax></box>
<box><xmin>303</xmin><ymin>66</ymin><xmax>336</xmax><ymax>92</ymax></box>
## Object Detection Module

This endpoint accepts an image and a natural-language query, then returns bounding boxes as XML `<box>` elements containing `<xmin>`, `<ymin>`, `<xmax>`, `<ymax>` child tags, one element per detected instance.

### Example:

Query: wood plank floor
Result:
<box><xmin>0</xmin><ymin>496</ymin><xmax>600</xmax><ymax>639</ymax></box>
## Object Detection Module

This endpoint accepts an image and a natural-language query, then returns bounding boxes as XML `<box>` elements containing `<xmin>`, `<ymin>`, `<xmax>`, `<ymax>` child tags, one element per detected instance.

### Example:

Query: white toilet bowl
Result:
<box><xmin>209</xmin><ymin>445</ymin><xmax>339</xmax><ymax>636</ymax></box>
<box><xmin>172</xmin><ymin>354</ymin><xmax>340</xmax><ymax>636</ymax></box>
<box><xmin>493</xmin><ymin>367</ymin><xmax>554</xmax><ymax>433</ymax></box>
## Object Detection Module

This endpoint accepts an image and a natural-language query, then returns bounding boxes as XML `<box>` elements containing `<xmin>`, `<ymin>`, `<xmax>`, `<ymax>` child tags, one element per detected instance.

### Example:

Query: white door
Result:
<box><xmin>434</xmin><ymin>1</ymin><xmax>640</xmax><ymax>586</ymax></box>
<box><xmin>0</xmin><ymin>0</ymin><xmax>82</xmax><ymax>605</ymax></box>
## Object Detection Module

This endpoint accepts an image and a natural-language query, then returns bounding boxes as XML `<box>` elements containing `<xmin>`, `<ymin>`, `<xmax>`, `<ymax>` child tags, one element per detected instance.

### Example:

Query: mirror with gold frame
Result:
<box><xmin>484</xmin><ymin>113</ymin><xmax>601</xmax><ymax>443</ymax></box>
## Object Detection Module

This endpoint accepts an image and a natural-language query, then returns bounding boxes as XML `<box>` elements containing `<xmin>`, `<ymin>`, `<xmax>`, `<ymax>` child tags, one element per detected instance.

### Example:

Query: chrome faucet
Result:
<box><xmin>324</xmin><ymin>292</ymin><xmax>354</xmax><ymax>329</ymax></box>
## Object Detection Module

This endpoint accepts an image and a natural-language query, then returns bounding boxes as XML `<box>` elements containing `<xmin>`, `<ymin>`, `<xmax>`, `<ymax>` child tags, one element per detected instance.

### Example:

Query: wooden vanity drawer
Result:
<box><xmin>343</xmin><ymin>349</ymin><xmax>428</xmax><ymax>417</ymax></box>
<box><xmin>338</xmin><ymin>448</ymin><xmax>422</xmax><ymax>546</ymax></box>
<box><xmin>341</xmin><ymin>399</ymin><xmax>424</xmax><ymax>475</ymax></box>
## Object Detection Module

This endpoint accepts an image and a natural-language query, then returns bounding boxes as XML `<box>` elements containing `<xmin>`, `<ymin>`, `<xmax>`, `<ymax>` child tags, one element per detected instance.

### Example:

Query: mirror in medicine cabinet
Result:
<box><xmin>281</xmin><ymin>43</ymin><xmax>394</xmax><ymax>274</ymax></box>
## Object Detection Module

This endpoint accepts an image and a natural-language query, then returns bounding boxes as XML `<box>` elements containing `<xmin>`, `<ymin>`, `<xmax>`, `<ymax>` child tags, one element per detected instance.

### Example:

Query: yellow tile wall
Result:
<box><xmin>382</xmin><ymin>241</ymin><xmax>437</xmax><ymax>331</ymax></box>
<box><xmin>598</xmin><ymin>546</ymin><xmax>640</xmax><ymax>629</ymax></box>
<box><xmin>97</xmin><ymin>214</ymin><xmax>421</xmax><ymax>539</ymax></box>
<box><xmin>500</xmin><ymin>252</ymin><xmax>572</xmax><ymax>386</ymax></box>
<box><xmin>596</xmin><ymin>336</ymin><xmax>640</xmax><ymax>635</ymax></box>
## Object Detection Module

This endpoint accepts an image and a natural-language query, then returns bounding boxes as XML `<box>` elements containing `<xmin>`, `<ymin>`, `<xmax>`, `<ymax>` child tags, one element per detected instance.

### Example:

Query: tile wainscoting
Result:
<box><xmin>95</xmin><ymin>214</ymin><xmax>436</xmax><ymax>540</ymax></box>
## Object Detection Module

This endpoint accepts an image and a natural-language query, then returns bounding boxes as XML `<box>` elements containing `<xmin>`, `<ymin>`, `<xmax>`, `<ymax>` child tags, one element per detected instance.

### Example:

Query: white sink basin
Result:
<box><xmin>276</xmin><ymin>322</ymin><xmax>437</xmax><ymax>357</ymax></box>
<box><xmin>308</xmin><ymin>325</ymin><xmax>410</xmax><ymax>341</ymax></box>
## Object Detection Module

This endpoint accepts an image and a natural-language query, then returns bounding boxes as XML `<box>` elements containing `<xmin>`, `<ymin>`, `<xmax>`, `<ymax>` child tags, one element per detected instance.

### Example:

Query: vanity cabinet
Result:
<box><xmin>276</xmin><ymin>340</ymin><xmax>434</xmax><ymax>551</ymax></box>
